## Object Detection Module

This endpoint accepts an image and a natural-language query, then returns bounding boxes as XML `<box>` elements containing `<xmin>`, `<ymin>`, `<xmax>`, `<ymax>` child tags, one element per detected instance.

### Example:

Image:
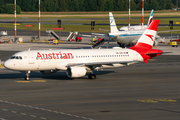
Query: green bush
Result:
<box><xmin>0</xmin><ymin>4</ymin><xmax>21</xmax><ymax>14</ymax></box>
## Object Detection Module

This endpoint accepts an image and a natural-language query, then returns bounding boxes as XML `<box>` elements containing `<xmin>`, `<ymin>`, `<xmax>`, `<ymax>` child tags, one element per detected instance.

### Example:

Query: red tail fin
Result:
<box><xmin>130</xmin><ymin>20</ymin><xmax>159</xmax><ymax>50</ymax></box>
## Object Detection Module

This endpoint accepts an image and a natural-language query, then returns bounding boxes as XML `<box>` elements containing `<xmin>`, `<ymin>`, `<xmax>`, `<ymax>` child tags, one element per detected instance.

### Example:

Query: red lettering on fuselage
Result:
<box><xmin>37</xmin><ymin>52</ymin><xmax>42</xmax><ymax>60</ymax></box>
<box><xmin>48</xmin><ymin>53</ymin><xmax>52</xmax><ymax>59</ymax></box>
<box><xmin>36</xmin><ymin>52</ymin><xmax>73</xmax><ymax>60</ymax></box>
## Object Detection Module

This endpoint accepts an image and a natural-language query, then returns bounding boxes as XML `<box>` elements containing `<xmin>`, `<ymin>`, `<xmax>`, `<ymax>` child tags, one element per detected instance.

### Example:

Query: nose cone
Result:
<box><xmin>4</xmin><ymin>60</ymin><xmax>14</xmax><ymax>70</ymax></box>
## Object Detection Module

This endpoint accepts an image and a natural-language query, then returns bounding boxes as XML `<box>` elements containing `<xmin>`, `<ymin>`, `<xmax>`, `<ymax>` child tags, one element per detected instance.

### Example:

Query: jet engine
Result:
<box><xmin>40</xmin><ymin>70</ymin><xmax>57</xmax><ymax>74</ymax></box>
<box><xmin>66</xmin><ymin>67</ymin><xmax>86</xmax><ymax>78</ymax></box>
<box><xmin>153</xmin><ymin>39</ymin><xmax>158</xmax><ymax>46</ymax></box>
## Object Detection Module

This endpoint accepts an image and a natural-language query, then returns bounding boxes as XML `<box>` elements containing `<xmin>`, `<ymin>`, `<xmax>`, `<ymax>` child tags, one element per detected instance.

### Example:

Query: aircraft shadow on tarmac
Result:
<box><xmin>0</xmin><ymin>70</ymin><xmax>114</xmax><ymax>80</ymax></box>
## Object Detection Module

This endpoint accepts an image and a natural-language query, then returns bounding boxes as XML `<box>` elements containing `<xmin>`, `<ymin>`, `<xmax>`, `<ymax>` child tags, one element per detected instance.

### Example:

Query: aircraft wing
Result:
<box><xmin>66</xmin><ymin>61</ymin><xmax>137</xmax><ymax>68</ymax></box>
<box><xmin>80</xmin><ymin>33</ymin><xmax>108</xmax><ymax>38</ymax></box>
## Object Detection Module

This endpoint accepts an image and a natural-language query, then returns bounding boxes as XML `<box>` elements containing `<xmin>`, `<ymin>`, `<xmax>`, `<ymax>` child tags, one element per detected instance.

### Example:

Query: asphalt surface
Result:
<box><xmin>1</xmin><ymin>16</ymin><xmax>180</xmax><ymax>119</ymax></box>
<box><xmin>1</xmin><ymin>49</ymin><xmax>180</xmax><ymax>120</ymax></box>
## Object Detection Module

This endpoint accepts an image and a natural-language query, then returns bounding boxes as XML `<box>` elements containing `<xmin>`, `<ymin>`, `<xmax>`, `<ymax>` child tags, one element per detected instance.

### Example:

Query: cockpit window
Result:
<box><xmin>11</xmin><ymin>56</ymin><xmax>23</xmax><ymax>60</ymax></box>
<box><xmin>11</xmin><ymin>56</ymin><xmax>16</xmax><ymax>59</ymax></box>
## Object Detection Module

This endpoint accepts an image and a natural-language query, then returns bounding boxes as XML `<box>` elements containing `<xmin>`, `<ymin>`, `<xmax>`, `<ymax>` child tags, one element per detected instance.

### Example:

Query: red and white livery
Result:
<box><xmin>4</xmin><ymin>20</ymin><xmax>163</xmax><ymax>80</ymax></box>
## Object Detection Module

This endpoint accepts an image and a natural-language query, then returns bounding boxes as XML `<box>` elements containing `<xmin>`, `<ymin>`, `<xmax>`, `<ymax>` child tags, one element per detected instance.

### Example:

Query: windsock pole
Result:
<box><xmin>128</xmin><ymin>0</ymin><xmax>130</xmax><ymax>30</ymax></box>
<box><xmin>142</xmin><ymin>0</ymin><xmax>144</xmax><ymax>29</ymax></box>
<box><xmin>39</xmin><ymin>0</ymin><xmax>41</xmax><ymax>38</ymax></box>
<box><xmin>14</xmin><ymin>0</ymin><xmax>16</xmax><ymax>43</ymax></box>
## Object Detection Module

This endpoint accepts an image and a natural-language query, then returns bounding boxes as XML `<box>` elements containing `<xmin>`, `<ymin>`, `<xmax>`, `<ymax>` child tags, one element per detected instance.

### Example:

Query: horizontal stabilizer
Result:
<box><xmin>146</xmin><ymin>52</ymin><xmax>163</xmax><ymax>55</ymax></box>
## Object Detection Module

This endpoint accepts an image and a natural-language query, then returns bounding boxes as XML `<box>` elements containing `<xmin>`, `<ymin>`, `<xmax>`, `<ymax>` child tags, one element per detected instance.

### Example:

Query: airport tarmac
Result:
<box><xmin>0</xmin><ymin>42</ymin><xmax>180</xmax><ymax>120</ymax></box>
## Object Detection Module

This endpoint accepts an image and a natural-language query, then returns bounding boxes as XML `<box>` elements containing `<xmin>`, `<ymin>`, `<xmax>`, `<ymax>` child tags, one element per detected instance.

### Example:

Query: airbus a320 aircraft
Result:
<box><xmin>4</xmin><ymin>20</ymin><xmax>163</xmax><ymax>80</ymax></box>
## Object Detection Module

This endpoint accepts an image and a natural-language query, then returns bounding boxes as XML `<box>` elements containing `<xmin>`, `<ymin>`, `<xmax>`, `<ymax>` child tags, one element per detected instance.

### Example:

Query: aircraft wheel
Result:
<box><xmin>88</xmin><ymin>74</ymin><xmax>96</xmax><ymax>79</ymax></box>
<box><xmin>25</xmin><ymin>77</ymin><xmax>29</xmax><ymax>81</ymax></box>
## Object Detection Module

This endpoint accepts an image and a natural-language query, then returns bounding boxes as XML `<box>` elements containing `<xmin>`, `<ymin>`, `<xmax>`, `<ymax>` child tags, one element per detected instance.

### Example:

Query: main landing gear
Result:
<box><xmin>88</xmin><ymin>73</ymin><xmax>96</xmax><ymax>79</ymax></box>
<box><xmin>25</xmin><ymin>70</ymin><xmax>31</xmax><ymax>80</ymax></box>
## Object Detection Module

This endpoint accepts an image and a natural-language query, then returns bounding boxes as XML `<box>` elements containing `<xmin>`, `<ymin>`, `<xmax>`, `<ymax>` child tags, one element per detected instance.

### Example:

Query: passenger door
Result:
<box><xmin>28</xmin><ymin>53</ymin><xmax>34</xmax><ymax>64</ymax></box>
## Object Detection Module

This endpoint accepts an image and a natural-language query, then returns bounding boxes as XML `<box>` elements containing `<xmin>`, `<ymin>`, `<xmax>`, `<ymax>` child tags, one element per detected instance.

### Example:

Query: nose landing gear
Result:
<box><xmin>25</xmin><ymin>70</ymin><xmax>31</xmax><ymax>80</ymax></box>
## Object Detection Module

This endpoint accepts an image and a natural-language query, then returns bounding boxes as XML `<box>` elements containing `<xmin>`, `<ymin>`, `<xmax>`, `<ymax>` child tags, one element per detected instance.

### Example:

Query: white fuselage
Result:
<box><xmin>119</xmin><ymin>25</ymin><xmax>148</xmax><ymax>31</ymax></box>
<box><xmin>109</xmin><ymin>29</ymin><xmax>145</xmax><ymax>44</ymax></box>
<box><xmin>4</xmin><ymin>48</ymin><xmax>143</xmax><ymax>71</ymax></box>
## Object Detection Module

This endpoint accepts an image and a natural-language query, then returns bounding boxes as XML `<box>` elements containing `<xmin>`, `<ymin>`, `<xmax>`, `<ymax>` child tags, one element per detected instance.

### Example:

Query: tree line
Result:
<box><xmin>0</xmin><ymin>0</ymin><xmax>179</xmax><ymax>13</ymax></box>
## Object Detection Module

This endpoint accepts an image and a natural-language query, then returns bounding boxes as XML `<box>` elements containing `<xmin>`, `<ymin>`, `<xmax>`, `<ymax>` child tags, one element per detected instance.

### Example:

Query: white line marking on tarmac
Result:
<box><xmin>81</xmin><ymin>117</ymin><xmax>88</xmax><ymax>119</ymax></box>
<box><xmin>21</xmin><ymin>113</ymin><xmax>27</xmax><ymax>115</ymax></box>
<box><xmin>0</xmin><ymin>99</ymin><xmax>95</xmax><ymax>120</ymax></box>
<box><xmin>4</xmin><ymin>101</ymin><xmax>9</xmax><ymax>103</ymax></box>
<box><xmin>11</xmin><ymin>111</ymin><xmax>17</xmax><ymax>113</ymax></box>
<box><xmin>53</xmin><ymin>111</ymin><xmax>59</xmax><ymax>113</ymax></box>
<box><xmin>2</xmin><ymin>109</ymin><xmax>7</xmax><ymax>111</ymax></box>
<box><xmin>40</xmin><ymin>117</ymin><xmax>47</xmax><ymax>120</ymax></box>
<box><xmin>28</xmin><ymin>106</ymin><xmax>33</xmax><ymax>108</ymax></box>
<box><xmin>73</xmin><ymin>115</ymin><xmax>80</xmax><ymax>118</ymax></box>
<box><xmin>67</xmin><ymin>113</ymin><xmax>73</xmax><ymax>116</ymax></box>
<box><xmin>47</xmin><ymin>109</ymin><xmax>52</xmax><ymax>112</ymax></box>
<box><xmin>31</xmin><ymin>115</ymin><xmax>36</xmax><ymax>117</ymax></box>
<box><xmin>40</xmin><ymin>108</ymin><xmax>45</xmax><ymax>110</ymax></box>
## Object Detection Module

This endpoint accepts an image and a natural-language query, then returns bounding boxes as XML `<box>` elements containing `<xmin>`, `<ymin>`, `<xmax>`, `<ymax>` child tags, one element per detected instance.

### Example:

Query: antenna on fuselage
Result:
<box><xmin>28</xmin><ymin>48</ymin><xmax>31</xmax><ymax>51</ymax></box>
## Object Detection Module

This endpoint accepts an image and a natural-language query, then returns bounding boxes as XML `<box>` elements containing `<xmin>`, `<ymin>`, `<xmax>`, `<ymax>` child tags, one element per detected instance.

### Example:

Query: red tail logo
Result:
<box><xmin>145</xmin><ymin>34</ymin><xmax>154</xmax><ymax>41</ymax></box>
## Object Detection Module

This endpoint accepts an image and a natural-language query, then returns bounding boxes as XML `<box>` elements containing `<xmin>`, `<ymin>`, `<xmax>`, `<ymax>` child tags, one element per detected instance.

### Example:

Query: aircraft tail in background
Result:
<box><xmin>147</xmin><ymin>9</ymin><xmax>154</xmax><ymax>26</ymax></box>
<box><xmin>109</xmin><ymin>12</ymin><xmax>119</xmax><ymax>33</ymax></box>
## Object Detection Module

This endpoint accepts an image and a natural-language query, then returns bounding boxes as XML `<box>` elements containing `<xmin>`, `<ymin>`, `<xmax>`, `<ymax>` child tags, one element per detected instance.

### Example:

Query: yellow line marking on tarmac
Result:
<box><xmin>138</xmin><ymin>99</ymin><xmax>177</xmax><ymax>103</ymax></box>
<box><xmin>15</xmin><ymin>81</ymin><xmax>31</xmax><ymax>83</ymax></box>
<box><xmin>15</xmin><ymin>80</ymin><xmax>47</xmax><ymax>83</ymax></box>
<box><xmin>31</xmin><ymin>80</ymin><xmax>47</xmax><ymax>82</ymax></box>
<box><xmin>157</xmin><ymin>99</ymin><xmax>177</xmax><ymax>103</ymax></box>
<box><xmin>149</xmin><ymin>59</ymin><xmax>156</xmax><ymax>61</ymax></box>
<box><xmin>138</xmin><ymin>99</ymin><xmax>158</xmax><ymax>103</ymax></box>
